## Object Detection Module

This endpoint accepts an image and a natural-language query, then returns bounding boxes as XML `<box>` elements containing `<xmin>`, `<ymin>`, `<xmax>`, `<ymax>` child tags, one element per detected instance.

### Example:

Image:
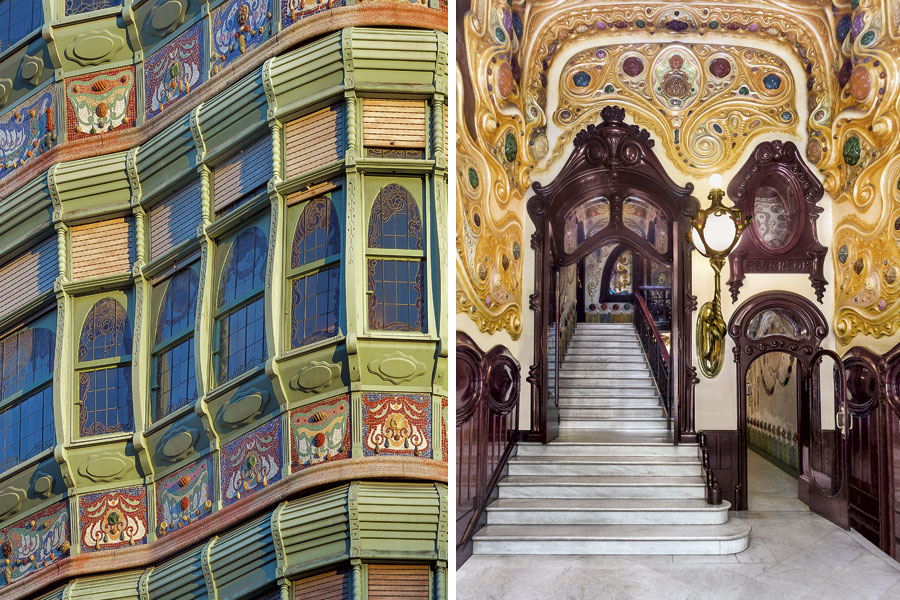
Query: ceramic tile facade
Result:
<box><xmin>0</xmin><ymin>501</ymin><xmax>70</xmax><ymax>586</ymax></box>
<box><xmin>144</xmin><ymin>22</ymin><xmax>205</xmax><ymax>118</ymax></box>
<box><xmin>289</xmin><ymin>395</ymin><xmax>350</xmax><ymax>471</ymax></box>
<box><xmin>211</xmin><ymin>0</ymin><xmax>272</xmax><ymax>76</ymax></box>
<box><xmin>155</xmin><ymin>455</ymin><xmax>214</xmax><ymax>537</ymax></box>
<box><xmin>361</xmin><ymin>393</ymin><xmax>432</xmax><ymax>458</ymax></box>
<box><xmin>441</xmin><ymin>396</ymin><xmax>447</xmax><ymax>461</ymax></box>
<box><xmin>65</xmin><ymin>67</ymin><xmax>136</xmax><ymax>141</ymax></box>
<box><xmin>220</xmin><ymin>417</ymin><xmax>282</xmax><ymax>506</ymax></box>
<box><xmin>79</xmin><ymin>486</ymin><xmax>148</xmax><ymax>552</ymax></box>
<box><xmin>0</xmin><ymin>88</ymin><xmax>55</xmax><ymax>181</ymax></box>
<box><xmin>280</xmin><ymin>0</ymin><xmax>343</xmax><ymax>30</ymax></box>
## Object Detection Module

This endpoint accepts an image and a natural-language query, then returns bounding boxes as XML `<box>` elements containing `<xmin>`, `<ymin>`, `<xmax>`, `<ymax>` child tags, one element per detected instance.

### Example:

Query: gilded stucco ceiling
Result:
<box><xmin>458</xmin><ymin>0</ymin><xmax>900</xmax><ymax>348</ymax></box>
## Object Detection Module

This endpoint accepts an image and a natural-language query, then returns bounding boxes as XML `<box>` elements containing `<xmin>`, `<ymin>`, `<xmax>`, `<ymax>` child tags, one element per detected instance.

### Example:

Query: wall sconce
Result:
<box><xmin>689</xmin><ymin>174</ymin><xmax>751</xmax><ymax>378</ymax></box>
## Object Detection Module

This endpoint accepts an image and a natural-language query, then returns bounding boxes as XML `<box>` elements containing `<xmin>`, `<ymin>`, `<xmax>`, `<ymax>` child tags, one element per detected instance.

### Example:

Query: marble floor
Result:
<box><xmin>456</xmin><ymin>450</ymin><xmax>900</xmax><ymax>599</ymax></box>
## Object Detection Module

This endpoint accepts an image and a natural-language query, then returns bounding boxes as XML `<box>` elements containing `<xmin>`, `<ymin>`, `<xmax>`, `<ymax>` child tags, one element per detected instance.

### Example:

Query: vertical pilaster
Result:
<box><xmin>351</xmin><ymin>561</ymin><xmax>363</xmax><ymax>600</ymax></box>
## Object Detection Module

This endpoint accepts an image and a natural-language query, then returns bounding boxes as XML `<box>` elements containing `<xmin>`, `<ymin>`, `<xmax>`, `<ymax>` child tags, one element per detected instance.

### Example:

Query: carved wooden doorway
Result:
<box><xmin>526</xmin><ymin>106</ymin><xmax>699</xmax><ymax>444</ymax></box>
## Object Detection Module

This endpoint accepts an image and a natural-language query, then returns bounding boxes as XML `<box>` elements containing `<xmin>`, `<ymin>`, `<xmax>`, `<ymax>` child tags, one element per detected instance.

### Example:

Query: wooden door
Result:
<box><xmin>806</xmin><ymin>349</ymin><xmax>850</xmax><ymax>528</ymax></box>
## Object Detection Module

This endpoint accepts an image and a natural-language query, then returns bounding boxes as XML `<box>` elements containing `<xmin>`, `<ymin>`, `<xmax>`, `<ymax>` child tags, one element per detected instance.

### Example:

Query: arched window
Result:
<box><xmin>77</xmin><ymin>298</ymin><xmax>133</xmax><ymax>437</ymax></box>
<box><xmin>0</xmin><ymin>322</ymin><xmax>54</xmax><ymax>472</ymax></box>
<box><xmin>288</xmin><ymin>195</ymin><xmax>341</xmax><ymax>348</ymax></box>
<box><xmin>215</xmin><ymin>226</ymin><xmax>268</xmax><ymax>384</ymax></box>
<box><xmin>152</xmin><ymin>265</ymin><xmax>200</xmax><ymax>419</ymax></box>
<box><xmin>366</xmin><ymin>183</ymin><xmax>425</xmax><ymax>332</ymax></box>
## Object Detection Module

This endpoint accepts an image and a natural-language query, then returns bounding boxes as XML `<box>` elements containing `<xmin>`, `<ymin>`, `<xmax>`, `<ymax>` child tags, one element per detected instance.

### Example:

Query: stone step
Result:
<box><xmin>507</xmin><ymin>456</ymin><xmax>701</xmax><ymax>477</ymax></box>
<box><xmin>562</xmin><ymin>353</ymin><xmax>647</xmax><ymax>362</ymax></box>
<box><xmin>497</xmin><ymin>475</ymin><xmax>706</xmax><ymax>499</ymax></box>
<box><xmin>558</xmin><ymin>388</ymin><xmax>660</xmax><ymax>399</ymax></box>
<box><xmin>559</xmin><ymin>418</ymin><xmax>671</xmax><ymax>431</ymax></box>
<box><xmin>559</xmin><ymin>370</ymin><xmax>653</xmax><ymax>380</ymax></box>
<box><xmin>558</xmin><ymin>407</ymin><xmax>663</xmax><ymax>419</ymax></box>
<box><xmin>569</xmin><ymin>336</ymin><xmax>641</xmax><ymax>344</ymax></box>
<box><xmin>516</xmin><ymin>440</ymin><xmax>696</xmax><ymax>458</ymax></box>
<box><xmin>560</xmin><ymin>365</ymin><xmax>650</xmax><ymax>374</ymax></box>
<box><xmin>484</xmin><ymin>498</ymin><xmax>731</xmax><ymax>525</ymax></box>
<box><xmin>558</xmin><ymin>379</ymin><xmax>657</xmax><ymax>389</ymax></box>
<box><xmin>558</xmin><ymin>398</ymin><xmax>662</xmax><ymax>408</ymax></box>
<box><xmin>472</xmin><ymin>522</ymin><xmax>751</xmax><ymax>555</ymax></box>
<box><xmin>575</xmin><ymin>324</ymin><xmax>636</xmax><ymax>330</ymax></box>
<box><xmin>567</xmin><ymin>343</ymin><xmax>643</xmax><ymax>352</ymax></box>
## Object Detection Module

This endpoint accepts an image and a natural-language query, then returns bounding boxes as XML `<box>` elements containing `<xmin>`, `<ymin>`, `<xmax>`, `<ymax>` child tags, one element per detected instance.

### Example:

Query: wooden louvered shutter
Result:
<box><xmin>71</xmin><ymin>218</ymin><xmax>133</xmax><ymax>280</ymax></box>
<box><xmin>0</xmin><ymin>236</ymin><xmax>57</xmax><ymax>320</ymax></box>
<box><xmin>367</xmin><ymin>564</ymin><xmax>430</xmax><ymax>599</ymax></box>
<box><xmin>444</xmin><ymin>102</ymin><xmax>448</xmax><ymax>158</ymax></box>
<box><xmin>213</xmin><ymin>136</ymin><xmax>272</xmax><ymax>215</ymax></box>
<box><xmin>149</xmin><ymin>181</ymin><xmax>202</xmax><ymax>260</ymax></box>
<box><xmin>294</xmin><ymin>567</ymin><xmax>349</xmax><ymax>600</ymax></box>
<box><xmin>362</xmin><ymin>99</ymin><xmax>426</xmax><ymax>149</ymax></box>
<box><xmin>284</xmin><ymin>103</ymin><xmax>345</xmax><ymax>179</ymax></box>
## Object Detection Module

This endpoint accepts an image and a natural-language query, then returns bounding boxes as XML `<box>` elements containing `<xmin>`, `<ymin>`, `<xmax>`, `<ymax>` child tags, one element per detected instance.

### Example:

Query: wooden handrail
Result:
<box><xmin>635</xmin><ymin>290</ymin><xmax>670</xmax><ymax>367</ymax></box>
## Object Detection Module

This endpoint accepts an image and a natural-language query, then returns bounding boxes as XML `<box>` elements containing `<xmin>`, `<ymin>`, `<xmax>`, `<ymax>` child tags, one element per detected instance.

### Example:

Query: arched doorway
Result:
<box><xmin>728</xmin><ymin>291</ymin><xmax>848</xmax><ymax>526</ymax></box>
<box><xmin>526</xmin><ymin>106</ymin><xmax>699</xmax><ymax>443</ymax></box>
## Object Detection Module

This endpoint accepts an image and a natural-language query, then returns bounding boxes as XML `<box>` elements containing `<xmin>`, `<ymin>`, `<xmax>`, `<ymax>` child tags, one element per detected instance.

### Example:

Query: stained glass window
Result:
<box><xmin>215</xmin><ymin>226</ymin><xmax>268</xmax><ymax>384</ymax></box>
<box><xmin>288</xmin><ymin>196</ymin><xmax>341</xmax><ymax>349</ymax></box>
<box><xmin>64</xmin><ymin>0</ymin><xmax>121</xmax><ymax>15</ymax></box>
<box><xmin>366</xmin><ymin>183</ymin><xmax>426</xmax><ymax>332</ymax></box>
<box><xmin>0</xmin><ymin>323</ymin><xmax>55</xmax><ymax>473</ymax></box>
<box><xmin>77</xmin><ymin>297</ymin><xmax>133</xmax><ymax>437</ymax></box>
<box><xmin>153</xmin><ymin>266</ymin><xmax>199</xmax><ymax>420</ymax></box>
<box><xmin>0</xmin><ymin>0</ymin><xmax>42</xmax><ymax>53</ymax></box>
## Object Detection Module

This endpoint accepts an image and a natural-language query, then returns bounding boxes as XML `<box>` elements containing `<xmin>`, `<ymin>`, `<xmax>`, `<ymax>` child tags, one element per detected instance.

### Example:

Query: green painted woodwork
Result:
<box><xmin>134</xmin><ymin>114</ymin><xmax>197</xmax><ymax>204</ymax></box>
<box><xmin>66</xmin><ymin>570</ymin><xmax>143</xmax><ymax>600</ymax></box>
<box><xmin>146</xmin><ymin>546</ymin><xmax>207</xmax><ymax>600</ymax></box>
<box><xmin>197</xmin><ymin>71</ymin><xmax>268</xmax><ymax>164</ymax></box>
<box><xmin>263</xmin><ymin>32</ymin><xmax>345</xmax><ymax>121</ymax></box>
<box><xmin>275</xmin><ymin>484</ymin><xmax>351</xmax><ymax>575</ymax></box>
<box><xmin>208</xmin><ymin>514</ymin><xmax>277</xmax><ymax>600</ymax></box>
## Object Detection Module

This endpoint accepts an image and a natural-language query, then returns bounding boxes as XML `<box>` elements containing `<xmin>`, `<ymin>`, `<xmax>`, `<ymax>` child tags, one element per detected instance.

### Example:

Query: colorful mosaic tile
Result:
<box><xmin>290</xmin><ymin>395</ymin><xmax>350</xmax><ymax>471</ymax></box>
<box><xmin>280</xmin><ymin>0</ymin><xmax>343</xmax><ymax>30</ymax></box>
<box><xmin>441</xmin><ymin>396</ymin><xmax>447</xmax><ymax>462</ymax></box>
<box><xmin>155</xmin><ymin>456</ymin><xmax>214</xmax><ymax>538</ymax></box>
<box><xmin>0</xmin><ymin>501</ymin><xmax>70</xmax><ymax>586</ymax></box>
<box><xmin>144</xmin><ymin>22</ymin><xmax>205</xmax><ymax>119</ymax></box>
<box><xmin>211</xmin><ymin>0</ymin><xmax>273</xmax><ymax>76</ymax></box>
<box><xmin>65</xmin><ymin>67</ymin><xmax>136</xmax><ymax>141</ymax></box>
<box><xmin>220</xmin><ymin>417</ymin><xmax>282</xmax><ymax>506</ymax></box>
<box><xmin>361</xmin><ymin>393</ymin><xmax>432</xmax><ymax>458</ymax></box>
<box><xmin>0</xmin><ymin>89</ymin><xmax>55</xmax><ymax>180</ymax></box>
<box><xmin>79</xmin><ymin>486</ymin><xmax>147</xmax><ymax>552</ymax></box>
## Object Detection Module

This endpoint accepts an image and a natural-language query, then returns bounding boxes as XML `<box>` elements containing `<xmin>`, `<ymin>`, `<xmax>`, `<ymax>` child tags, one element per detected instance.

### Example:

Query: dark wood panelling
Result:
<box><xmin>285</xmin><ymin>104</ymin><xmax>344</xmax><ymax>179</ymax></box>
<box><xmin>294</xmin><ymin>567</ymin><xmax>349</xmax><ymax>600</ymax></box>
<box><xmin>367</xmin><ymin>564</ymin><xmax>429</xmax><ymax>599</ymax></box>
<box><xmin>0</xmin><ymin>235</ymin><xmax>56</xmax><ymax>320</ymax></box>
<box><xmin>700</xmin><ymin>430</ymin><xmax>740</xmax><ymax>507</ymax></box>
<box><xmin>213</xmin><ymin>136</ymin><xmax>272</xmax><ymax>214</ymax></box>
<box><xmin>149</xmin><ymin>181</ymin><xmax>202</xmax><ymax>260</ymax></box>
<box><xmin>71</xmin><ymin>218</ymin><xmax>134</xmax><ymax>280</ymax></box>
<box><xmin>362</xmin><ymin>99</ymin><xmax>426</xmax><ymax>149</ymax></box>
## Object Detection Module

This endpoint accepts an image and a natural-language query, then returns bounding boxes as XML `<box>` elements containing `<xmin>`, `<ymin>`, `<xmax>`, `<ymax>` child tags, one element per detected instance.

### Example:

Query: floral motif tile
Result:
<box><xmin>290</xmin><ymin>395</ymin><xmax>350</xmax><ymax>472</ymax></box>
<box><xmin>361</xmin><ymin>393</ymin><xmax>432</xmax><ymax>458</ymax></box>
<box><xmin>155</xmin><ymin>456</ymin><xmax>214</xmax><ymax>537</ymax></box>
<box><xmin>0</xmin><ymin>501</ymin><xmax>70</xmax><ymax>586</ymax></box>
<box><xmin>211</xmin><ymin>0</ymin><xmax>273</xmax><ymax>76</ymax></box>
<box><xmin>79</xmin><ymin>486</ymin><xmax>147</xmax><ymax>552</ymax></box>
<box><xmin>0</xmin><ymin>88</ymin><xmax>56</xmax><ymax>181</ymax></box>
<box><xmin>220</xmin><ymin>417</ymin><xmax>282</xmax><ymax>506</ymax></box>
<box><xmin>65</xmin><ymin>67</ymin><xmax>136</xmax><ymax>141</ymax></box>
<box><xmin>280</xmin><ymin>0</ymin><xmax>343</xmax><ymax>31</ymax></box>
<box><xmin>144</xmin><ymin>22</ymin><xmax>205</xmax><ymax>119</ymax></box>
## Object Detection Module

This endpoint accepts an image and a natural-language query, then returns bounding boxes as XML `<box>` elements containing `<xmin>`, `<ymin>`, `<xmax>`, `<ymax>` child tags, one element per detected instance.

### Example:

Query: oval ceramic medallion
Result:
<box><xmin>0</xmin><ymin>491</ymin><xmax>21</xmax><ymax>517</ymax></box>
<box><xmin>72</xmin><ymin>36</ymin><xmax>116</xmax><ymax>62</ymax></box>
<box><xmin>84</xmin><ymin>456</ymin><xmax>126</xmax><ymax>480</ymax></box>
<box><xmin>222</xmin><ymin>392</ymin><xmax>264</xmax><ymax>425</ymax></box>
<box><xmin>33</xmin><ymin>475</ymin><xmax>53</xmax><ymax>497</ymax></box>
<box><xmin>296</xmin><ymin>363</ymin><xmax>335</xmax><ymax>391</ymax></box>
<box><xmin>379</xmin><ymin>355</ymin><xmax>417</xmax><ymax>381</ymax></box>
<box><xmin>151</xmin><ymin>0</ymin><xmax>186</xmax><ymax>33</ymax></box>
<box><xmin>162</xmin><ymin>431</ymin><xmax>194</xmax><ymax>458</ymax></box>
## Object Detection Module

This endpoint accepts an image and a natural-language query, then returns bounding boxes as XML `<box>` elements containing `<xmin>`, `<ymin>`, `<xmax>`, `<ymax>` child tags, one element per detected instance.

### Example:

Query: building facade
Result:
<box><xmin>0</xmin><ymin>0</ymin><xmax>448</xmax><ymax>598</ymax></box>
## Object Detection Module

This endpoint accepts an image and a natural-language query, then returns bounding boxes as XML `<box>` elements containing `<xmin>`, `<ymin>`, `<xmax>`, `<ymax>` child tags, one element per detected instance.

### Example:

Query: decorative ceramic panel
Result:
<box><xmin>0</xmin><ymin>88</ymin><xmax>55</xmax><ymax>180</ymax></box>
<box><xmin>65</xmin><ymin>67</ymin><xmax>136</xmax><ymax>141</ymax></box>
<box><xmin>155</xmin><ymin>456</ymin><xmax>214</xmax><ymax>537</ymax></box>
<box><xmin>280</xmin><ymin>0</ymin><xmax>343</xmax><ymax>30</ymax></box>
<box><xmin>289</xmin><ymin>396</ymin><xmax>350</xmax><ymax>471</ymax></box>
<box><xmin>220</xmin><ymin>418</ymin><xmax>281</xmax><ymax>506</ymax></box>
<box><xmin>211</xmin><ymin>0</ymin><xmax>273</xmax><ymax>76</ymax></box>
<box><xmin>144</xmin><ymin>22</ymin><xmax>204</xmax><ymax>119</ymax></box>
<box><xmin>79</xmin><ymin>486</ymin><xmax>148</xmax><ymax>552</ymax></box>
<box><xmin>441</xmin><ymin>397</ymin><xmax>447</xmax><ymax>461</ymax></box>
<box><xmin>361</xmin><ymin>393</ymin><xmax>431</xmax><ymax>458</ymax></box>
<box><xmin>0</xmin><ymin>501</ymin><xmax>70</xmax><ymax>586</ymax></box>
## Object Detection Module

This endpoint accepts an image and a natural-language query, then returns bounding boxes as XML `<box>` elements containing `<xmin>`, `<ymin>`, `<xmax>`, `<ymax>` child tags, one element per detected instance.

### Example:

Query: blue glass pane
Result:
<box><xmin>79</xmin><ymin>365</ymin><xmax>134</xmax><ymax>437</ymax></box>
<box><xmin>367</xmin><ymin>258</ymin><xmax>425</xmax><ymax>332</ymax></box>
<box><xmin>291</xmin><ymin>197</ymin><xmax>340</xmax><ymax>269</ymax></box>
<box><xmin>0</xmin><ymin>401</ymin><xmax>19</xmax><ymax>472</ymax></box>
<box><xmin>19</xmin><ymin>387</ymin><xmax>53</xmax><ymax>459</ymax></box>
<box><xmin>79</xmin><ymin>298</ymin><xmax>131</xmax><ymax>362</ymax></box>
<box><xmin>217</xmin><ymin>296</ymin><xmax>266</xmax><ymax>383</ymax></box>
<box><xmin>218</xmin><ymin>227</ymin><xmax>268</xmax><ymax>307</ymax></box>
<box><xmin>290</xmin><ymin>266</ymin><xmax>340</xmax><ymax>348</ymax></box>
<box><xmin>367</xmin><ymin>184</ymin><xmax>423</xmax><ymax>250</ymax></box>
<box><xmin>0</xmin><ymin>327</ymin><xmax>53</xmax><ymax>400</ymax></box>
<box><xmin>155</xmin><ymin>337</ymin><xmax>197</xmax><ymax>419</ymax></box>
<box><xmin>0</xmin><ymin>0</ymin><xmax>42</xmax><ymax>53</ymax></box>
<box><xmin>156</xmin><ymin>267</ymin><xmax>199</xmax><ymax>344</ymax></box>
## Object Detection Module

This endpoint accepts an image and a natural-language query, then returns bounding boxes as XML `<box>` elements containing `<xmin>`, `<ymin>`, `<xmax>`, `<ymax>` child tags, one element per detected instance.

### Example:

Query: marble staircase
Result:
<box><xmin>472</xmin><ymin>322</ymin><xmax>751</xmax><ymax>555</ymax></box>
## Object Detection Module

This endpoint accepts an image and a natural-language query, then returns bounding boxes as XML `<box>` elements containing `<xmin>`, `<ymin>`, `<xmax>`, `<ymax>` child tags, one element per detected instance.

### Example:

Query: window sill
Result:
<box><xmin>275</xmin><ymin>334</ymin><xmax>345</xmax><ymax>363</ymax></box>
<box><xmin>204</xmin><ymin>364</ymin><xmax>268</xmax><ymax>404</ymax></box>
<box><xmin>0</xmin><ymin>447</ymin><xmax>55</xmax><ymax>483</ymax></box>
<box><xmin>144</xmin><ymin>400</ymin><xmax>197</xmax><ymax>436</ymax></box>
<box><xmin>358</xmin><ymin>332</ymin><xmax>440</xmax><ymax>343</ymax></box>
<box><xmin>69</xmin><ymin>431</ymin><xmax>133</xmax><ymax>448</ymax></box>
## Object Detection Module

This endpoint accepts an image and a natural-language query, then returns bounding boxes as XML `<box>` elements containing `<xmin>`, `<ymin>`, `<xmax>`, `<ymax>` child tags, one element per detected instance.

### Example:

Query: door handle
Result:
<box><xmin>836</xmin><ymin>410</ymin><xmax>846</xmax><ymax>437</ymax></box>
